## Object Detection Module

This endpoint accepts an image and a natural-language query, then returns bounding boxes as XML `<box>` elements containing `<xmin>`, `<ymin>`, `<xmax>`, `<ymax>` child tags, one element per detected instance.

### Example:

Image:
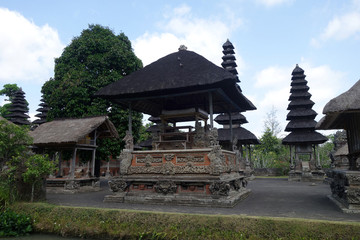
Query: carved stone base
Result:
<box><xmin>104</xmin><ymin>175</ymin><xmax>250</xmax><ymax>207</ymax></box>
<box><xmin>327</xmin><ymin>170</ymin><xmax>360</xmax><ymax>213</ymax></box>
<box><xmin>46</xmin><ymin>178</ymin><xmax>101</xmax><ymax>194</ymax></box>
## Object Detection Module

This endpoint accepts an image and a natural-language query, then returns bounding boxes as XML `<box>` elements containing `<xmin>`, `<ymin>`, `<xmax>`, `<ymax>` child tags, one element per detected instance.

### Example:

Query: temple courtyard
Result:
<box><xmin>46</xmin><ymin>177</ymin><xmax>360</xmax><ymax>222</ymax></box>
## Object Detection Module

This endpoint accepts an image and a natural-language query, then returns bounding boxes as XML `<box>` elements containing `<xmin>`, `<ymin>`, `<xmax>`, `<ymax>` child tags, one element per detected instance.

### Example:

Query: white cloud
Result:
<box><xmin>256</xmin><ymin>0</ymin><xmax>294</xmax><ymax>7</ymax></box>
<box><xmin>247</xmin><ymin>62</ymin><xmax>345</xmax><ymax>137</ymax></box>
<box><xmin>133</xmin><ymin>4</ymin><xmax>244</xmax><ymax>72</ymax></box>
<box><xmin>0</xmin><ymin>8</ymin><xmax>64</xmax><ymax>84</ymax></box>
<box><xmin>311</xmin><ymin>2</ymin><xmax>360</xmax><ymax>46</ymax></box>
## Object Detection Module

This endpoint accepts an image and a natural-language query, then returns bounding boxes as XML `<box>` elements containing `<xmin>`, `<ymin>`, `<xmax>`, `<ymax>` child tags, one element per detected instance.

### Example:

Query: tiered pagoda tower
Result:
<box><xmin>33</xmin><ymin>96</ymin><xmax>49</xmax><ymax>125</ymax></box>
<box><xmin>5</xmin><ymin>89</ymin><xmax>30</xmax><ymax>125</ymax></box>
<box><xmin>282</xmin><ymin>64</ymin><xmax>327</xmax><ymax>181</ymax></box>
<box><xmin>217</xmin><ymin>40</ymin><xmax>259</xmax><ymax>176</ymax></box>
<box><xmin>221</xmin><ymin>39</ymin><xmax>238</xmax><ymax>77</ymax></box>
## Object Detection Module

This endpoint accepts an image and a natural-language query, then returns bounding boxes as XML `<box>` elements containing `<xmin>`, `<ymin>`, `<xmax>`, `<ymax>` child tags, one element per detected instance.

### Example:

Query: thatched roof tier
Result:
<box><xmin>214</xmin><ymin>113</ymin><xmax>248</xmax><ymax>125</ymax></box>
<box><xmin>290</xmin><ymin>85</ymin><xmax>310</xmax><ymax>92</ymax></box>
<box><xmin>30</xmin><ymin>116</ymin><xmax>118</xmax><ymax>148</ymax></box>
<box><xmin>282</xmin><ymin>131</ymin><xmax>327</xmax><ymax>145</ymax></box>
<box><xmin>218</xmin><ymin>127</ymin><xmax>260</xmax><ymax>144</ymax></box>
<box><xmin>292</xmin><ymin>65</ymin><xmax>305</xmax><ymax>74</ymax></box>
<box><xmin>95</xmin><ymin>49</ymin><xmax>255</xmax><ymax>116</ymax></box>
<box><xmin>287</xmin><ymin>99</ymin><xmax>314</xmax><ymax>110</ymax></box>
<box><xmin>323</xmin><ymin>79</ymin><xmax>360</xmax><ymax>114</ymax></box>
<box><xmin>289</xmin><ymin>92</ymin><xmax>311</xmax><ymax>100</ymax></box>
<box><xmin>285</xmin><ymin>119</ymin><xmax>317</xmax><ymax>131</ymax></box>
<box><xmin>334</xmin><ymin>143</ymin><xmax>348</xmax><ymax>156</ymax></box>
<box><xmin>286</xmin><ymin>109</ymin><xmax>317</xmax><ymax>120</ymax></box>
<box><xmin>32</xmin><ymin>119</ymin><xmax>46</xmax><ymax>125</ymax></box>
<box><xmin>146</xmin><ymin>124</ymin><xmax>160</xmax><ymax>133</ymax></box>
<box><xmin>36</xmin><ymin>107</ymin><xmax>49</xmax><ymax>112</ymax></box>
<box><xmin>222</xmin><ymin>39</ymin><xmax>235</xmax><ymax>54</ymax></box>
<box><xmin>148</xmin><ymin>116</ymin><xmax>161</xmax><ymax>123</ymax></box>
<box><xmin>317</xmin><ymin>80</ymin><xmax>360</xmax><ymax>130</ymax></box>
<box><xmin>139</xmin><ymin>139</ymin><xmax>153</xmax><ymax>148</ymax></box>
<box><xmin>6</xmin><ymin>112</ymin><xmax>30</xmax><ymax>118</ymax></box>
<box><xmin>291</xmin><ymin>79</ymin><xmax>308</xmax><ymax>86</ymax></box>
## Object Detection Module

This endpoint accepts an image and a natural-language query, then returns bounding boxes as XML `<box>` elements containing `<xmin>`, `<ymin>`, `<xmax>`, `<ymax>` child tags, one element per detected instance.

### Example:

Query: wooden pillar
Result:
<box><xmin>91</xmin><ymin>129</ymin><xmax>97</xmax><ymax>177</ymax></box>
<box><xmin>229</xmin><ymin>112</ymin><xmax>233</xmax><ymax>145</ymax></box>
<box><xmin>70</xmin><ymin>148</ymin><xmax>77</xmax><ymax>179</ymax></box>
<box><xmin>58</xmin><ymin>151</ymin><xmax>62</xmax><ymax>177</ymax></box>
<box><xmin>128</xmin><ymin>102</ymin><xmax>132</xmax><ymax>135</ymax></box>
<box><xmin>209</xmin><ymin>92</ymin><xmax>214</xmax><ymax>128</ymax></box>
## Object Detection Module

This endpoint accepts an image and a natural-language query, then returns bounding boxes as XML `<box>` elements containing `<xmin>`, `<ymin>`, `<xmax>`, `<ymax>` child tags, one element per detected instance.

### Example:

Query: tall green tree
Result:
<box><xmin>0</xmin><ymin>84</ymin><xmax>20</xmax><ymax>118</ymax></box>
<box><xmin>41</xmin><ymin>24</ymin><xmax>143</xmax><ymax>159</ymax></box>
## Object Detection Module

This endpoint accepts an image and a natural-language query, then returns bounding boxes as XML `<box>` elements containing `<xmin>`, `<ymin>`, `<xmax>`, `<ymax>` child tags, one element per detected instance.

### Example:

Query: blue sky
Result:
<box><xmin>0</xmin><ymin>0</ymin><xmax>359</xmax><ymax>137</ymax></box>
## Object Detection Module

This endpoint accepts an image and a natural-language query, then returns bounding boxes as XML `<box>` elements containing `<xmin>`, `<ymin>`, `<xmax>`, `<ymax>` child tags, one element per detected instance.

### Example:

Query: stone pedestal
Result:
<box><xmin>327</xmin><ymin>170</ymin><xmax>360</xmax><ymax>213</ymax></box>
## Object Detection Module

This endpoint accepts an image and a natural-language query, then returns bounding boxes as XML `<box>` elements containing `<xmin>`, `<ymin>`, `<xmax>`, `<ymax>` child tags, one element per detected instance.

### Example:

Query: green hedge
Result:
<box><xmin>10</xmin><ymin>202</ymin><xmax>360</xmax><ymax>240</ymax></box>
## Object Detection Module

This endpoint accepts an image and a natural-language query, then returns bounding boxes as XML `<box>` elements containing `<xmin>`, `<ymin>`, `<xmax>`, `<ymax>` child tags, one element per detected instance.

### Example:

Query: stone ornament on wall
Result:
<box><xmin>208</xmin><ymin>128</ymin><xmax>219</xmax><ymax>147</ymax></box>
<box><xmin>108</xmin><ymin>179</ymin><xmax>128</xmax><ymax>192</ymax></box>
<box><xmin>209</xmin><ymin>181</ymin><xmax>230</xmax><ymax>196</ymax></box>
<box><xmin>176</xmin><ymin>155</ymin><xmax>204</xmax><ymax>163</ymax></box>
<box><xmin>162</xmin><ymin>162</ymin><xmax>176</xmax><ymax>175</ymax></box>
<box><xmin>154</xmin><ymin>180</ymin><xmax>177</xmax><ymax>194</ymax></box>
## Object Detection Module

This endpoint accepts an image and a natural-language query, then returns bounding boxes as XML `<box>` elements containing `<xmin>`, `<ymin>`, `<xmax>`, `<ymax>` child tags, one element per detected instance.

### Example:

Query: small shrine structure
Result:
<box><xmin>282</xmin><ymin>65</ymin><xmax>327</xmax><ymax>181</ymax></box>
<box><xmin>215</xmin><ymin>40</ymin><xmax>260</xmax><ymax>176</ymax></box>
<box><xmin>215</xmin><ymin>113</ymin><xmax>259</xmax><ymax>176</ymax></box>
<box><xmin>95</xmin><ymin>46</ymin><xmax>256</xmax><ymax>207</ymax></box>
<box><xmin>317</xmin><ymin>79</ymin><xmax>360</xmax><ymax>213</ymax></box>
<box><xmin>30</xmin><ymin>116</ymin><xmax>118</xmax><ymax>192</ymax></box>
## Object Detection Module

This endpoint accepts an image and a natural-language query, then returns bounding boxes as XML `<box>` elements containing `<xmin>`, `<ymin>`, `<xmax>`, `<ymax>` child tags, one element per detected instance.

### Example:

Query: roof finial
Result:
<box><xmin>178</xmin><ymin>45</ymin><xmax>187</xmax><ymax>51</ymax></box>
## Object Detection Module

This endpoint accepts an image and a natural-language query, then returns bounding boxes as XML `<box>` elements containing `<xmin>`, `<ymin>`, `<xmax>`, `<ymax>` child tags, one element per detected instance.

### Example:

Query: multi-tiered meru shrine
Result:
<box><xmin>95</xmin><ymin>45</ymin><xmax>256</xmax><ymax>207</ymax></box>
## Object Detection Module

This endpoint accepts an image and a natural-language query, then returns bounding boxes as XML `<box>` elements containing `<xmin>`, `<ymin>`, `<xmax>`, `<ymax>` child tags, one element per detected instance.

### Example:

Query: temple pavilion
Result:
<box><xmin>282</xmin><ymin>65</ymin><xmax>327</xmax><ymax>181</ymax></box>
<box><xmin>317</xmin><ymin>79</ymin><xmax>360</xmax><ymax>213</ymax></box>
<box><xmin>95</xmin><ymin>45</ymin><xmax>256</xmax><ymax>207</ymax></box>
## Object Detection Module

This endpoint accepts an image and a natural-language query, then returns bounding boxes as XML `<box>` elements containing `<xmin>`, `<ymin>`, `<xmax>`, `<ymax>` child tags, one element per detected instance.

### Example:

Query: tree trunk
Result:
<box><xmin>30</xmin><ymin>182</ymin><xmax>35</xmax><ymax>202</ymax></box>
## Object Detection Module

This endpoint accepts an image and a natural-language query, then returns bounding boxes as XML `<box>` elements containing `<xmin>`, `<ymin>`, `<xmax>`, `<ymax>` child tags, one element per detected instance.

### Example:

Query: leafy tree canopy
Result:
<box><xmin>41</xmin><ymin>24</ymin><xmax>144</xmax><ymax>160</ymax></box>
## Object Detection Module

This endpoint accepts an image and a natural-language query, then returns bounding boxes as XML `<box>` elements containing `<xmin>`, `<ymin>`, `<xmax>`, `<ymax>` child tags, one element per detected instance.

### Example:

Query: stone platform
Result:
<box><xmin>327</xmin><ymin>170</ymin><xmax>360</xmax><ymax>213</ymax></box>
<box><xmin>104</xmin><ymin>147</ymin><xmax>250</xmax><ymax>207</ymax></box>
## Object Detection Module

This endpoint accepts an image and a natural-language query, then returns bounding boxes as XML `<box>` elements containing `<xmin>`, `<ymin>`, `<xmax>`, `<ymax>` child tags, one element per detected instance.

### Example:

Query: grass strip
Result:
<box><xmin>10</xmin><ymin>202</ymin><xmax>360</xmax><ymax>240</ymax></box>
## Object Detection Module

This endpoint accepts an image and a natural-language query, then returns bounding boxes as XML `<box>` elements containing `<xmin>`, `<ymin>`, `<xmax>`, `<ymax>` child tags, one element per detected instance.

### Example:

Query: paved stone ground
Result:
<box><xmin>46</xmin><ymin>178</ymin><xmax>360</xmax><ymax>222</ymax></box>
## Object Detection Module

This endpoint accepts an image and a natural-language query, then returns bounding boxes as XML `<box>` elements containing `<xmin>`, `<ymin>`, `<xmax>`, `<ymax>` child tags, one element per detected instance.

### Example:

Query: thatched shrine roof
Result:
<box><xmin>218</xmin><ymin>127</ymin><xmax>260</xmax><ymax>144</ymax></box>
<box><xmin>282</xmin><ymin>131</ymin><xmax>328</xmax><ymax>145</ymax></box>
<box><xmin>317</xmin><ymin>79</ymin><xmax>360</xmax><ymax>130</ymax></box>
<box><xmin>214</xmin><ymin>113</ymin><xmax>248</xmax><ymax>125</ymax></box>
<box><xmin>95</xmin><ymin>49</ymin><xmax>256</xmax><ymax>116</ymax></box>
<box><xmin>30</xmin><ymin>116</ymin><xmax>118</xmax><ymax>148</ymax></box>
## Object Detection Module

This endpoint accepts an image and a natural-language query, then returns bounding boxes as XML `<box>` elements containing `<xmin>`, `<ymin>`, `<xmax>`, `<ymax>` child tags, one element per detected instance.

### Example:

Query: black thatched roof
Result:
<box><xmin>214</xmin><ymin>113</ymin><xmax>248</xmax><ymax>125</ymax></box>
<box><xmin>317</xmin><ymin>79</ymin><xmax>360</xmax><ymax>130</ymax></box>
<box><xmin>221</xmin><ymin>39</ymin><xmax>238</xmax><ymax>76</ymax></box>
<box><xmin>30</xmin><ymin>116</ymin><xmax>118</xmax><ymax>148</ymax></box>
<box><xmin>282</xmin><ymin>131</ymin><xmax>328</xmax><ymax>145</ymax></box>
<box><xmin>5</xmin><ymin>89</ymin><xmax>30</xmax><ymax>126</ymax></box>
<box><xmin>218</xmin><ymin>127</ymin><xmax>260</xmax><ymax>144</ymax></box>
<box><xmin>283</xmin><ymin>65</ymin><xmax>326</xmax><ymax>144</ymax></box>
<box><xmin>95</xmin><ymin>49</ymin><xmax>256</xmax><ymax>116</ymax></box>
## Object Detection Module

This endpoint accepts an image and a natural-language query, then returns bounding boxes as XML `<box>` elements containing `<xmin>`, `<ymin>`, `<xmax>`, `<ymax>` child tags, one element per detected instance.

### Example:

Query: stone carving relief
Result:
<box><xmin>162</xmin><ymin>162</ymin><xmax>176</xmax><ymax>175</ymax></box>
<box><xmin>119</xmin><ymin>150</ymin><xmax>133</xmax><ymax>175</ymax></box>
<box><xmin>108</xmin><ymin>179</ymin><xmax>128</xmax><ymax>192</ymax></box>
<box><xmin>208</xmin><ymin>128</ymin><xmax>219</xmax><ymax>147</ymax></box>
<box><xmin>164</xmin><ymin>154</ymin><xmax>175</xmax><ymax>161</ymax></box>
<box><xmin>136</xmin><ymin>154</ymin><xmax>162</xmax><ymax>164</ymax></box>
<box><xmin>128</xmin><ymin>165</ymin><xmax>210</xmax><ymax>174</ymax></box>
<box><xmin>193</xmin><ymin>122</ymin><xmax>207</xmax><ymax>148</ymax></box>
<box><xmin>123</xmin><ymin>130</ymin><xmax>134</xmax><ymax>150</ymax></box>
<box><xmin>154</xmin><ymin>180</ymin><xmax>177</xmax><ymax>194</ymax></box>
<box><xmin>176</xmin><ymin>155</ymin><xmax>204</xmax><ymax>163</ymax></box>
<box><xmin>65</xmin><ymin>180</ymin><xmax>80</xmax><ymax>190</ymax></box>
<box><xmin>208</xmin><ymin>145</ymin><xmax>226</xmax><ymax>175</ymax></box>
<box><xmin>209</xmin><ymin>181</ymin><xmax>230</xmax><ymax>196</ymax></box>
<box><xmin>346</xmin><ymin>188</ymin><xmax>360</xmax><ymax>204</ymax></box>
